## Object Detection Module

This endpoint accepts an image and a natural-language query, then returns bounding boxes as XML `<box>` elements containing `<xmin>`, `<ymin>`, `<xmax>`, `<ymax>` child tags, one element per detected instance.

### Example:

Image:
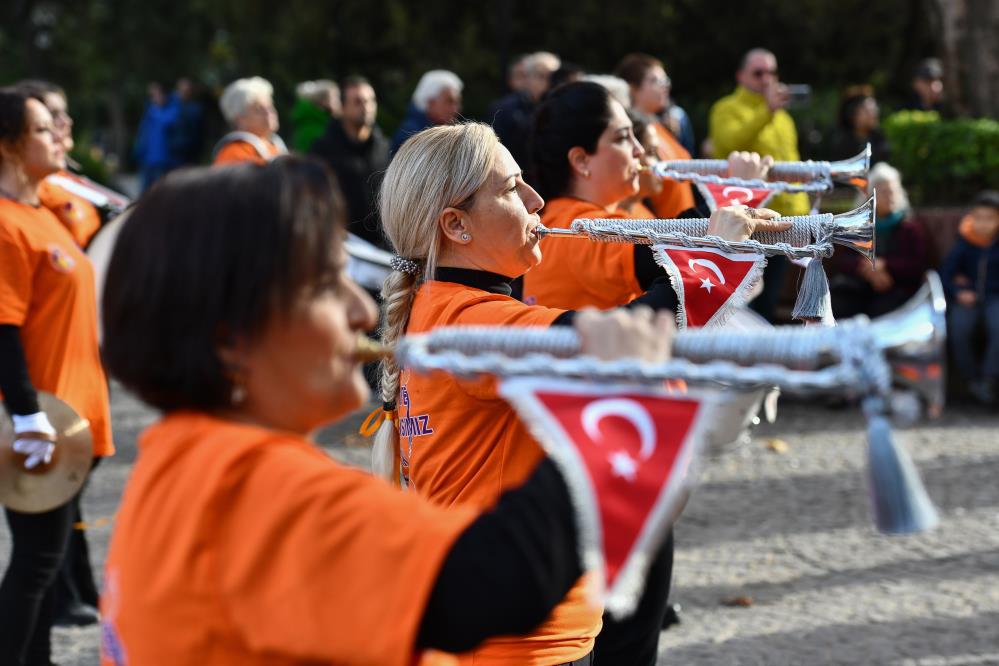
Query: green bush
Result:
<box><xmin>883</xmin><ymin>111</ymin><xmax>999</xmax><ymax>206</ymax></box>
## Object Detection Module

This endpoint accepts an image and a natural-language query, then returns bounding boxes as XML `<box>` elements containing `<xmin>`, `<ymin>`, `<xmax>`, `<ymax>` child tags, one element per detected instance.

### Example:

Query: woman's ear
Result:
<box><xmin>438</xmin><ymin>206</ymin><xmax>472</xmax><ymax>245</ymax></box>
<box><xmin>216</xmin><ymin>328</ymin><xmax>249</xmax><ymax>373</ymax></box>
<box><xmin>567</xmin><ymin>146</ymin><xmax>590</xmax><ymax>179</ymax></box>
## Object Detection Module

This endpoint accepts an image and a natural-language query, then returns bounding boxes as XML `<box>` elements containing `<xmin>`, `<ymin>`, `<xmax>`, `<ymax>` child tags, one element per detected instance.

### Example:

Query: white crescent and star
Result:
<box><xmin>581</xmin><ymin>398</ymin><xmax>658</xmax><ymax>483</ymax></box>
<box><xmin>720</xmin><ymin>185</ymin><xmax>755</xmax><ymax>206</ymax></box>
<box><xmin>687</xmin><ymin>258</ymin><xmax>726</xmax><ymax>294</ymax></box>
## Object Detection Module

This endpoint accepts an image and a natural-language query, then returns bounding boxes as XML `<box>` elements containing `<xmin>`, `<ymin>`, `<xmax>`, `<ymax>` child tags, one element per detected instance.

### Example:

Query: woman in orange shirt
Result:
<box><xmin>97</xmin><ymin>155</ymin><xmax>671</xmax><ymax>666</ymax></box>
<box><xmin>212</xmin><ymin>76</ymin><xmax>288</xmax><ymax>165</ymax></box>
<box><xmin>524</xmin><ymin>82</ymin><xmax>779</xmax><ymax>314</ymax></box>
<box><xmin>0</xmin><ymin>89</ymin><xmax>114</xmax><ymax>666</ymax></box>
<box><xmin>374</xmin><ymin>122</ymin><xmax>780</xmax><ymax>665</ymax></box>
<box><xmin>16</xmin><ymin>80</ymin><xmax>103</xmax><ymax>249</ymax></box>
<box><xmin>615</xmin><ymin>53</ymin><xmax>696</xmax><ymax>218</ymax></box>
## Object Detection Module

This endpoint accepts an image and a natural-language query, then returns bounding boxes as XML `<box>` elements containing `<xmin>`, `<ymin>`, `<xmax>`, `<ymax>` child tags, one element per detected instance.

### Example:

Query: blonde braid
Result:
<box><xmin>371</xmin><ymin>270</ymin><xmax>418</xmax><ymax>482</ymax></box>
<box><xmin>370</xmin><ymin>122</ymin><xmax>499</xmax><ymax>483</ymax></box>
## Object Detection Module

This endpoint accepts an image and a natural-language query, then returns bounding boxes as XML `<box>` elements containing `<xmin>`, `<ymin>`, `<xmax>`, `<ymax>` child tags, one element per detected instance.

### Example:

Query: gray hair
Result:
<box><xmin>219</xmin><ymin>76</ymin><xmax>273</xmax><ymax>124</ymax></box>
<box><xmin>583</xmin><ymin>74</ymin><xmax>631</xmax><ymax>109</ymax></box>
<box><xmin>295</xmin><ymin>79</ymin><xmax>339</xmax><ymax>105</ymax></box>
<box><xmin>524</xmin><ymin>51</ymin><xmax>561</xmax><ymax>76</ymax></box>
<box><xmin>411</xmin><ymin>70</ymin><xmax>463</xmax><ymax>111</ymax></box>
<box><xmin>868</xmin><ymin>162</ymin><xmax>910</xmax><ymax>213</ymax></box>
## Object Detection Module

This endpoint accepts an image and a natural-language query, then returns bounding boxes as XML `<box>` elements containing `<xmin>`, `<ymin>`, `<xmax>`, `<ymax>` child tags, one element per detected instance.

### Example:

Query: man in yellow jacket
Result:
<box><xmin>709</xmin><ymin>48</ymin><xmax>810</xmax><ymax>320</ymax></box>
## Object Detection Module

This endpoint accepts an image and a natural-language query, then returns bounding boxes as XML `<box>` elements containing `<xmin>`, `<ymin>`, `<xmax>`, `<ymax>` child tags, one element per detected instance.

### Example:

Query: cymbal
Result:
<box><xmin>0</xmin><ymin>393</ymin><xmax>93</xmax><ymax>513</ymax></box>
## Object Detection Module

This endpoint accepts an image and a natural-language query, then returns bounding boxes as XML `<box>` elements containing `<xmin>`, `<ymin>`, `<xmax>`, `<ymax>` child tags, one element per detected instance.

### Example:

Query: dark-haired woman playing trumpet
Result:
<box><xmin>97</xmin><ymin>153</ymin><xmax>675</xmax><ymax>665</ymax></box>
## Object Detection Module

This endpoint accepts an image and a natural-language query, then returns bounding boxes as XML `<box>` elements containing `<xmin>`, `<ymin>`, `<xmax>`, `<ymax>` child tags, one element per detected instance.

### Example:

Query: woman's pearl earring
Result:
<box><xmin>583</xmin><ymin>170</ymin><xmax>591</xmax><ymax>178</ymax></box>
<box><xmin>461</xmin><ymin>233</ymin><xmax>471</xmax><ymax>242</ymax></box>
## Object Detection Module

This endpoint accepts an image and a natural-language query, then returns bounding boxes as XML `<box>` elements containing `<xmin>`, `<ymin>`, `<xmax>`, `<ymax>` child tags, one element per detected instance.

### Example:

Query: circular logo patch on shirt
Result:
<box><xmin>48</xmin><ymin>243</ymin><xmax>76</xmax><ymax>273</ymax></box>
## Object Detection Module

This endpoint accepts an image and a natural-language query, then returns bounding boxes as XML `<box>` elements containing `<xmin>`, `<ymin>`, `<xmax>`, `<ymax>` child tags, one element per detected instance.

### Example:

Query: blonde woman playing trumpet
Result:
<box><xmin>374</xmin><ymin>121</ymin><xmax>784</xmax><ymax>665</ymax></box>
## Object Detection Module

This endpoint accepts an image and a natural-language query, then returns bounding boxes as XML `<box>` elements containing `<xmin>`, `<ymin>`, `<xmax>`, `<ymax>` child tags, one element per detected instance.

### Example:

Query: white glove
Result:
<box><xmin>11</xmin><ymin>412</ymin><xmax>57</xmax><ymax>470</ymax></box>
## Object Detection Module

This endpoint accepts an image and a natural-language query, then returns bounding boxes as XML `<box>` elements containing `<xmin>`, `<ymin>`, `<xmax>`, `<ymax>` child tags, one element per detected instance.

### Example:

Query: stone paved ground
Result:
<box><xmin>2</xmin><ymin>386</ymin><xmax>997</xmax><ymax>665</ymax></box>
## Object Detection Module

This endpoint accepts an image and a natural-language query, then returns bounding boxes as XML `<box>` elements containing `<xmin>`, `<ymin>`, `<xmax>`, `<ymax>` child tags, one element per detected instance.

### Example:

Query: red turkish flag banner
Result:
<box><xmin>499</xmin><ymin>378</ymin><xmax>725</xmax><ymax>617</ymax></box>
<box><xmin>695</xmin><ymin>182</ymin><xmax>777</xmax><ymax>212</ymax></box>
<box><xmin>653</xmin><ymin>246</ymin><xmax>767</xmax><ymax>328</ymax></box>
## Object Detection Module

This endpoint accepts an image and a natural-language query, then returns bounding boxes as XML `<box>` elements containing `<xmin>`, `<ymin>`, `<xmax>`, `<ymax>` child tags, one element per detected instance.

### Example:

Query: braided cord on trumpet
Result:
<box><xmin>653</xmin><ymin>166</ymin><xmax>832</xmax><ymax>194</ymax></box>
<box><xmin>654</xmin><ymin>159</ymin><xmax>833</xmax><ymax>192</ymax></box>
<box><xmin>397</xmin><ymin>322</ymin><xmax>889</xmax><ymax>395</ymax></box>
<box><xmin>571</xmin><ymin>215</ymin><xmax>836</xmax><ymax>260</ymax></box>
<box><xmin>397</xmin><ymin>329</ymin><xmax>878</xmax><ymax>395</ymax></box>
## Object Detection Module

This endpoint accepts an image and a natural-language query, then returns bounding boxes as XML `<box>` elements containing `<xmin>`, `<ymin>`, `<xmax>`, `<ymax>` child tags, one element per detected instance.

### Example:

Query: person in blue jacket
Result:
<box><xmin>133</xmin><ymin>82</ymin><xmax>179</xmax><ymax>191</ymax></box>
<box><xmin>941</xmin><ymin>190</ymin><xmax>999</xmax><ymax>404</ymax></box>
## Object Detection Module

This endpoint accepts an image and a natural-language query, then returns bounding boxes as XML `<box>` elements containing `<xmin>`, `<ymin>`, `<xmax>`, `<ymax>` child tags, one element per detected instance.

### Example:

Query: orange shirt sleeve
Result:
<box><xmin>38</xmin><ymin>178</ymin><xmax>102</xmax><ymax>248</ymax></box>
<box><xmin>0</xmin><ymin>221</ymin><xmax>33</xmax><ymax>325</ymax></box>
<box><xmin>648</xmin><ymin>123</ymin><xmax>696</xmax><ymax>218</ymax></box>
<box><xmin>524</xmin><ymin>198</ymin><xmax>643</xmax><ymax>310</ymax></box>
<box><xmin>213</xmin><ymin>141</ymin><xmax>266</xmax><ymax>166</ymax></box>
<box><xmin>218</xmin><ymin>442</ymin><xmax>476</xmax><ymax>665</ymax></box>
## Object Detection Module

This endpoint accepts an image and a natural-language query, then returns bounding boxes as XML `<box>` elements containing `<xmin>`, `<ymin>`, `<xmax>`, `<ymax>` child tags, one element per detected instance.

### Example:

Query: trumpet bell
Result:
<box><xmin>829</xmin><ymin>144</ymin><xmax>872</xmax><ymax>188</ymax></box>
<box><xmin>828</xmin><ymin>194</ymin><xmax>876</xmax><ymax>266</ymax></box>
<box><xmin>871</xmin><ymin>272</ymin><xmax>947</xmax><ymax>417</ymax></box>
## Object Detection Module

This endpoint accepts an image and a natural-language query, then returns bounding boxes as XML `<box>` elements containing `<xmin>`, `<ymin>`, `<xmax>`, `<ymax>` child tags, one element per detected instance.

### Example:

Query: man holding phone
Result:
<box><xmin>708</xmin><ymin>48</ymin><xmax>810</xmax><ymax>321</ymax></box>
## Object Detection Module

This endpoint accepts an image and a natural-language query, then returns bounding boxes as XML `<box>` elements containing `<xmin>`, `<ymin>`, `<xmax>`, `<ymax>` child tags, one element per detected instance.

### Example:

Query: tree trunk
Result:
<box><xmin>928</xmin><ymin>0</ymin><xmax>999</xmax><ymax>118</ymax></box>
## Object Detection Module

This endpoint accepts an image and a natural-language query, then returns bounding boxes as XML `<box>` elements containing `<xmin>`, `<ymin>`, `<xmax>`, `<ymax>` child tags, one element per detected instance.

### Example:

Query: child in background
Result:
<box><xmin>941</xmin><ymin>190</ymin><xmax>999</xmax><ymax>404</ymax></box>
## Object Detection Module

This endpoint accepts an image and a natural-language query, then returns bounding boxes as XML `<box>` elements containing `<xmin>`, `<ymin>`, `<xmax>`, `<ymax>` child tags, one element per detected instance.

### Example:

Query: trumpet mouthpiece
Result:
<box><xmin>354</xmin><ymin>335</ymin><xmax>393</xmax><ymax>362</ymax></box>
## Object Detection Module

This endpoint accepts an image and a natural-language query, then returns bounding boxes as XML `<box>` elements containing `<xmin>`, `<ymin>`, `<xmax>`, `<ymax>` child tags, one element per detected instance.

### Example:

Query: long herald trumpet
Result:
<box><xmin>645</xmin><ymin>145</ymin><xmax>872</xmax><ymax>193</ymax></box>
<box><xmin>535</xmin><ymin>195</ymin><xmax>876</xmax><ymax>265</ymax></box>
<box><xmin>396</xmin><ymin>273</ymin><xmax>945</xmax><ymax>415</ymax></box>
<box><xmin>390</xmin><ymin>273</ymin><xmax>946</xmax><ymax>534</ymax></box>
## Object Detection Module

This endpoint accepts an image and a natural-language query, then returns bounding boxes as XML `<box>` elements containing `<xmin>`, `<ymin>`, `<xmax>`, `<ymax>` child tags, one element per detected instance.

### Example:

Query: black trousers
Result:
<box><xmin>54</xmin><ymin>458</ymin><xmax>102</xmax><ymax>612</ymax></box>
<box><xmin>0</xmin><ymin>500</ymin><xmax>75</xmax><ymax>666</ymax></box>
<box><xmin>593</xmin><ymin>530</ymin><xmax>675</xmax><ymax>666</ymax></box>
<box><xmin>749</xmin><ymin>256</ymin><xmax>788</xmax><ymax>323</ymax></box>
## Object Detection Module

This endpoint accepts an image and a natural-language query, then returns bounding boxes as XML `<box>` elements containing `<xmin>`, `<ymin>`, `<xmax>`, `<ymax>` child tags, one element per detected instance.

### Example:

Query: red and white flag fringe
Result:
<box><xmin>653</xmin><ymin>246</ymin><xmax>767</xmax><ymax>329</ymax></box>
<box><xmin>695</xmin><ymin>182</ymin><xmax>777</xmax><ymax>212</ymax></box>
<box><xmin>499</xmin><ymin>378</ymin><xmax>728</xmax><ymax>618</ymax></box>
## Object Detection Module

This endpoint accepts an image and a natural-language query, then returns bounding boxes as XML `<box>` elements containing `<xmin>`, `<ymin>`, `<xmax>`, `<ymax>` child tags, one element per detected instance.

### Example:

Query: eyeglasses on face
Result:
<box><xmin>750</xmin><ymin>68</ymin><xmax>778</xmax><ymax>78</ymax></box>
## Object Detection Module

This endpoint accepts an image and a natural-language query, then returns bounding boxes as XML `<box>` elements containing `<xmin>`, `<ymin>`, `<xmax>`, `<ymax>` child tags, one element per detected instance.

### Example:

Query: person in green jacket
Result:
<box><xmin>291</xmin><ymin>79</ymin><xmax>341</xmax><ymax>153</ymax></box>
<box><xmin>709</xmin><ymin>48</ymin><xmax>809</xmax><ymax>321</ymax></box>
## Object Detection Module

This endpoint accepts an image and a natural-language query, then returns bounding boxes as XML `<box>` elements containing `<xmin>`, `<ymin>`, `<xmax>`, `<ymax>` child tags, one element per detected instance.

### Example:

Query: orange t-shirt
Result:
<box><xmin>648</xmin><ymin>123</ymin><xmax>696</xmax><ymax>218</ymax></box>
<box><xmin>213</xmin><ymin>137</ymin><xmax>283</xmax><ymax>165</ymax></box>
<box><xmin>623</xmin><ymin>200</ymin><xmax>656</xmax><ymax>220</ymax></box>
<box><xmin>522</xmin><ymin>197</ymin><xmax>643</xmax><ymax>311</ymax></box>
<box><xmin>38</xmin><ymin>172</ymin><xmax>103</xmax><ymax>248</ymax></box>
<box><xmin>100</xmin><ymin>412</ymin><xmax>475</xmax><ymax>666</ymax></box>
<box><xmin>402</xmin><ymin>280</ymin><xmax>601</xmax><ymax>665</ymax></box>
<box><xmin>0</xmin><ymin>199</ymin><xmax>113</xmax><ymax>456</ymax></box>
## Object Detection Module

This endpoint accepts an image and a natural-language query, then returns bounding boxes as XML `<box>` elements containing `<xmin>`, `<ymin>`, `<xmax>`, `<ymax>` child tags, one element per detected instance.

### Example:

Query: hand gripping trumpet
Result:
<box><xmin>393</xmin><ymin>273</ymin><xmax>946</xmax><ymax>535</ymax></box>
<box><xmin>537</xmin><ymin>195</ymin><xmax>877</xmax><ymax>322</ymax></box>
<box><xmin>646</xmin><ymin>144</ymin><xmax>872</xmax><ymax>194</ymax></box>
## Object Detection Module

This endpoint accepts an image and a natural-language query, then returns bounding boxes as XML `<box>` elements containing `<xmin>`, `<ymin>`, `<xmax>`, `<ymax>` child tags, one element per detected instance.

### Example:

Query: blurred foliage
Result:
<box><xmin>5</xmin><ymin>0</ymin><xmax>990</xmax><ymax>204</ymax></box>
<box><xmin>884</xmin><ymin>111</ymin><xmax>999</xmax><ymax>206</ymax></box>
<box><xmin>69</xmin><ymin>135</ymin><xmax>113</xmax><ymax>185</ymax></box>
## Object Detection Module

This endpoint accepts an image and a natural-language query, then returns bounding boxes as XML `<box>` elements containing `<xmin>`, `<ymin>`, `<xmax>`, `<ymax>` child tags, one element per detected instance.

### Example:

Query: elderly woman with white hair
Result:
<box><xmin>390</xmin><ymin>69</ymin><xmax>463</xmax><ymax>154</ymax></box>
<box><xmin>213</xmin><ymin>76</ymin><xmax>288</xmax><ymax>165</ymax></box>
<box><xmin>830</xmin><ymin>162</ymin><xmax>930</xmax><ymax>318</ymax></box>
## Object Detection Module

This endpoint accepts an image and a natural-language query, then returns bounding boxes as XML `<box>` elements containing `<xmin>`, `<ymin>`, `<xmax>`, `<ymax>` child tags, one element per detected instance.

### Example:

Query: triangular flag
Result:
<box><xmin>499</xmin><ymin>378</ymin><xmax>725</xmax><ymax>617</ymax></box>
<box><xmin>695</xmin><ymin>181</ymin><xmax>777</xmax><ymax>212</ymax></box>
<box><xmin>653</xmin><ymin>246</ymin><xmax>767</xmax><ymax>328</ymax></box>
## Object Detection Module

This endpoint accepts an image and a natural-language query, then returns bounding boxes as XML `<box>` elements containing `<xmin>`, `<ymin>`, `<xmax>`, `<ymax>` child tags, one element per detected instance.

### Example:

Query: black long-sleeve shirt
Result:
<box><xmin>0</xmin><ymin>324</ymin><xmax>39</xmax><ymax>415</ymax></box>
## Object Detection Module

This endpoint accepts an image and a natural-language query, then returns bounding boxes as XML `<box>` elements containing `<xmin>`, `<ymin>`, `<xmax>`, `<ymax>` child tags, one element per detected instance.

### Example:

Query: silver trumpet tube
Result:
<box><xmin>536</xmin><ymin>196</ymin><xmax>876</xmax><ymax>265</ymax></box>
<box><xmin>649</xmin><ymin>145</ymin><xmax>871</xmax><ymax>190</ymax></box>
<box><xmin>396</xmin><ymin>272</ymin><xmax>946</xmax><ymax>417</ymax></box>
